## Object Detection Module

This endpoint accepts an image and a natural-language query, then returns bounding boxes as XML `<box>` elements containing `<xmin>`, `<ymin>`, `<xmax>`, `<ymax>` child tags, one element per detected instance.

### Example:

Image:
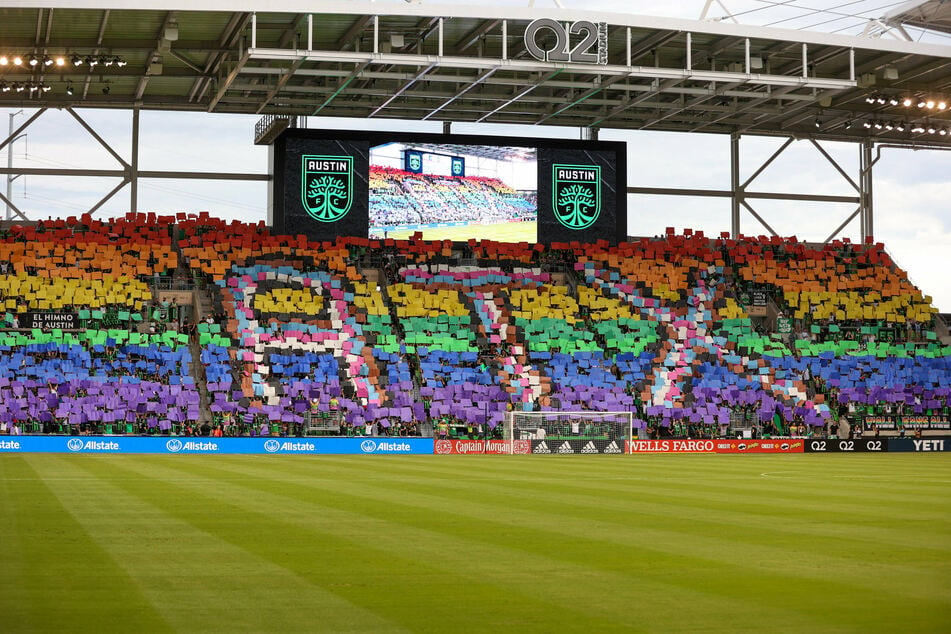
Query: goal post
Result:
<box><xmin>504</xmin><ymin>411</ymin><xmax>633</xmax><ymax>454</ymax></box>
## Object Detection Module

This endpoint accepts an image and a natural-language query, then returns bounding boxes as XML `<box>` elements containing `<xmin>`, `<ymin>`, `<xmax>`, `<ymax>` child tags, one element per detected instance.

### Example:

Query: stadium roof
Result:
<box><xmin>0</xmin><ymin>1</ymin><xmax>949</xmax><ymax>146</ymax></box>
<box><xmin>883</xmin><ymin>1</ymin><xmax>951</xmax><ymax>37</ymax></box>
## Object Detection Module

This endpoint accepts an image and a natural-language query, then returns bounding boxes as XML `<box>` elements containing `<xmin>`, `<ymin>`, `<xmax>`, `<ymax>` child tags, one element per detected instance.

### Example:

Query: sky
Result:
<box><xmin>0</xmin><ymin>0</ymin><xmax>948</xmax><ymax>311</ymax></box>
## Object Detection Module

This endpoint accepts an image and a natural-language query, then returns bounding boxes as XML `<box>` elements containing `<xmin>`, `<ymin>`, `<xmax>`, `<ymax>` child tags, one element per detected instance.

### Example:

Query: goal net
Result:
<box><xmin>503</xmin><ymin>411</ymin><xmax>633</xmax><ymax>454</ymax></box>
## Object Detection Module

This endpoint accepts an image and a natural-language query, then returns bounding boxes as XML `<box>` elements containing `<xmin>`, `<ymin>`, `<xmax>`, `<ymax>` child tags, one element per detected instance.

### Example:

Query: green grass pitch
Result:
<box><xmin>1</xmin><ymin>454</ymin><xmax>949</xmax><ymax>633</ymax></box>
<box><xmin>381</xmin><ymin>220</ymin><xmax>538</xmax><ymax>243</ymax></box>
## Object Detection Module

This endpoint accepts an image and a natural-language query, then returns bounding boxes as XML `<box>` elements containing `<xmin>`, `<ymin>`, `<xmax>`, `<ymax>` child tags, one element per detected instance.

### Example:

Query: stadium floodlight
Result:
<box><xmin>114</xmin><ymin>56</ymin><xmax>127</xmax><ymax>67</ymax></box>
<box><xmin>0</xmin><ymin>55</ymin><xmax>7</xmax><ymax>66</ymax></box>
<box><xmin>888</xmin><ymin>97</ymin><xmax>899</xmax><ymax>106</ymax></box>
<box><xmin>71</xmin><ymin>54</ymin><xmax>83</xmax><ymax>66</ymax></box>
<box><xmin>939</xmin><ymin>101</ymin><xmax>947</xmax><ymax>111</ymax></box>
<box><xmin>814</xmin><ymin>116</ymin><xmax>821</xmax><ymax>128</ymax></box>
<box><xmin>917</xmin><ymin>98</ymin><xmax>926</xmax><ymax>108</ymax></box>
<box><xmin>864</xmin><ymin>95</ymin><xmax>876</xmax><ymax>104</ymax></box>
<box><xmin>895</xmin><ymin>122</ymin><xmax>905</xmax><ymax>132</ymax></box>
<box><xmin>12</xmin><ymin>55</ymin><xmax>22</xmax><ymax>66</ymax></box>
<box><xmin>873</xmin><ymin>121</ymin><xmax>883</xmax><ymax>130</ymax></box>
<box><xmin>86</xmin><ymin>56</ymin><xmax>98</xmax><ymax>67</ymax></box>
<box><xmin>927</xmin><ymin>125</ymin><xmax>936</xmax><ymax>134</ymax></box>
<box><xmin>884</xmin><ymin>122</ymin><xmax>894</xmax><ymax>131</ymax></box>
<box><xmin>101</xmin><ymin>56</ymin><xmax>113</xmax><ymax>67</ymax></box>
<box><xmin>41</xmin><ymin>84</ymin><xmax>51</xmax><ymax>92</ymax></box>
<box><xmin>862</xmin><ymin>120</ymin><xmax>872</xmax><ymax>129</ymax></box>
<box><xmin>42</xmin><ymin>55</ymin><xmax>53</xmax><ymax>67</ymax></box>
<box><xmin>875</xmin><ymin>96</ymin><xmax>887</xmax><ymax>105</ymax></box>
<box><xmin>0</xmin><ymin>82</ymin><xmax>9</xmax><ymax>92</ymax></box>
<box><xmin>940</xmin><ymin>128</ymin><xmax>948</xmax><ymax>136</ymax></box>
<box><xmin>54</xmin><ymin>56</ymin><xmax>65</xmax><ymax>67</ymax></box>
<box><xmin>27</xmin><ymin>54</ymin><xmax>38</xmax><ymax>66</ymax></box>
<box><xmin>14</xmin><ymin>82</ymin><xmax>25</xmax><ymax>92</ymax></box>
<box><xmin>66</xmin><ymin>81</ymin><xmax>74</xmax><ymax>96</ymax></box>
<box><xmin>902</xmin><ymin>97</ymin><xmax>913</xmax><ymax>107</ymax></box>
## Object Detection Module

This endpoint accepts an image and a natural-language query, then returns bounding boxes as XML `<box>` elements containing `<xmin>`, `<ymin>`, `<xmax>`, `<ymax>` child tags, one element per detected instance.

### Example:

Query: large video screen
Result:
<box><xmin>271</xmin><ymin>130</ymin><xmax>625</xmax><ymax>245</ymax></box>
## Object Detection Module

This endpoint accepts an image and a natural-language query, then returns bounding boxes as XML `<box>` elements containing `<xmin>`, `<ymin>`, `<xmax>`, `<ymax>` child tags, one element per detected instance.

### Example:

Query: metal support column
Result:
<box><xmin>6</xmin><ymin>110</ymin><xmax>25</xmax><ymax>221</ymax></box>
<box><xmin>860</xmin><ymin>139</ymin><xmax>874</xmax><ymax>241</ymax></box>
<box><xmin>131</xmin><ymin>107</ymin><xmax>140</xmax><ymax>213</ymax></box>
<box><xmin>730</xmin><ymin>132</ymin><xmax>740</xmax><ymax>238</ymax></box>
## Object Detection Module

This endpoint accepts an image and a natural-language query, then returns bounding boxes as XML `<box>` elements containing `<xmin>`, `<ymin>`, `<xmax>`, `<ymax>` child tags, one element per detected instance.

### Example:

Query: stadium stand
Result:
<box><xmin>1</xmin><ymin>214</ymin><xmax>948</xmax><ymax>440</ymax></box>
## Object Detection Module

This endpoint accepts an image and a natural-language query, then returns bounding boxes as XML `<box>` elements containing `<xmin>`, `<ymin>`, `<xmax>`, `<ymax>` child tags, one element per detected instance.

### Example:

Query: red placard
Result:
<box><xmin>434</xmin><ymin>439</ymin><xmax>531</xmax><ymax>454</ymax></box>
<box><xmin>627</xmin><ymin>439</ymin><xmax>804</xmax><ymax>454</ymax></box>
<box><xmin>712</xmin><ymin>439</ymin><xmax>805</xmax><ymax>453</ymax></box>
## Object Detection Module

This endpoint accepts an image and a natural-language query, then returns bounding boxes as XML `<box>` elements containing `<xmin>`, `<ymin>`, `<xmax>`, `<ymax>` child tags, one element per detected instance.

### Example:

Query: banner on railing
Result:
<box><xmin>0</xmin><ymin>436</ymin><xmax>434</xmax><ymax>455</ymax></box>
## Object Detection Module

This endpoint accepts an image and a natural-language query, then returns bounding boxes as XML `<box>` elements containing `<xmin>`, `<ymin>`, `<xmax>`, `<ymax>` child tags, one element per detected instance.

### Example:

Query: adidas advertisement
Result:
<box><xmin>530</xmin><ymin>439</ymin><xmax>625</xmax><ymax>454</ymax></box>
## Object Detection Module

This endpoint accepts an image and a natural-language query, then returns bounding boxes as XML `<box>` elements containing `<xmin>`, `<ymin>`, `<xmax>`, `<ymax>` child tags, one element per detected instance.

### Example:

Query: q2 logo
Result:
<box><xmin>524</xmin><ymin>19</ymin><xmax>607</xmax><ymax>65</ymax></box>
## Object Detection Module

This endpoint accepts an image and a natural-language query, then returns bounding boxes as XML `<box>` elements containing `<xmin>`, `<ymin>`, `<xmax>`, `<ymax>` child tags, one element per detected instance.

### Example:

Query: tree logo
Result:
<box><xmin>552</xmin><ymin>164</ymin><xmax>601</xmax><ymax>230</ymax></box>
<box><xmin>301</xmin><ymin>155</ymin><xmax>353</xmax><ymax>222</ymax></box>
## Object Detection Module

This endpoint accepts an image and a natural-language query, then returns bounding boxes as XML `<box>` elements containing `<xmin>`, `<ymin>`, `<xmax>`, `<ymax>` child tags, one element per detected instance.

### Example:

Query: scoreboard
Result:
<box><xmin>270</xmin><ymin>128</ymin><xmax>626</xmax><ymax>244</ymax></box>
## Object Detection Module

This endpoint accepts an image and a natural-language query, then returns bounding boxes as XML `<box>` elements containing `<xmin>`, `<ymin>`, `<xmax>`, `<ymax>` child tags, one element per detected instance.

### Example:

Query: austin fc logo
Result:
<box><xmin>166</xmin><ymin>439</ymin><xmax>183</xmax><ymax>453</ymax></box>
<box><xmin>67</xmin><ymin>438</ymin><xmax>84</xmax><ymax>452</ymax></box>
<box><xmin>301</xmin><ymin>155</ymin><xmax>353</xmax><ymax>222</ymax></box>
<box><xmin>264</xmin><ymin>439</ymin><xmax>281</xmax><ymax>453</ymax></box>
<box><xmin>552</xmin><ymin>164</ymin><xmax>601</xmax><ymax>230</ymax></box>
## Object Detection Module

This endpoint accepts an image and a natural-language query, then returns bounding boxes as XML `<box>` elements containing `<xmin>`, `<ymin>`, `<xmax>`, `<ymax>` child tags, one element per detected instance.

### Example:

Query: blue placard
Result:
<box><xmin>0</xmin><ymin>436</ymin><xmax>434</xmax><ymax>455</ymax></box>
<box><xmin>451</xmin><ymin>156</ymin><xmax>465</xmax><ymax>177</ymax></box>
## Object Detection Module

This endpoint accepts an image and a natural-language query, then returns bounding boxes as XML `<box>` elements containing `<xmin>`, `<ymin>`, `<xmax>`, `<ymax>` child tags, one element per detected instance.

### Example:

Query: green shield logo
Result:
<box><xmin>552</xmin><ymin>164</ymin><xmax>601</xmax><ymax>230</ymax></box>
<box><xmin>409</xmin><ymin>154</ymin><xmax>421</xmax><ymax>171</ymax></box>
<box><xmin>301</xmin><ymin>155</ymin><xmax>353</xmax><ymax>222</ymax></box>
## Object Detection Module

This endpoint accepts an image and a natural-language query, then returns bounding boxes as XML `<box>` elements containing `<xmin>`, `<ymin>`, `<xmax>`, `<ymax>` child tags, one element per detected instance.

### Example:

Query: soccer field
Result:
<box><xmin>381</xmin><ymin>220</ymin><xmax>538</xmax><ymax>243</ymax></box>
<box><xmin>2</xmin><ymin>454</ymin><xmax>949</xmax><ymax>633</ymax></box>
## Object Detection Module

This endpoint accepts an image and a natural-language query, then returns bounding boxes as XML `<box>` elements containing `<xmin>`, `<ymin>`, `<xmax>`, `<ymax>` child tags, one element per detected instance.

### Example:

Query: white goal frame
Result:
<box><xmin>504</xmin><ymin>411</ymin><xmax>634</xmax><ymax>454</ymax></box>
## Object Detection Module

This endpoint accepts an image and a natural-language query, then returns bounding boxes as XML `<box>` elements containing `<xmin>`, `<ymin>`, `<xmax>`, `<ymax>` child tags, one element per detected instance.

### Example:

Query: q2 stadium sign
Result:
<box><xmin>524</xmin><ymin>19</ymin><xmax>608</xmax><ymax>65</ymax></box>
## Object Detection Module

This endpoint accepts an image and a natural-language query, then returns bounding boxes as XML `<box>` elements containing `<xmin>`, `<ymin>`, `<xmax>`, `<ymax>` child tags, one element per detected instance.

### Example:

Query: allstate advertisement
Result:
<box><xmin>0</xmin><ymin>436</ymin><xmax>433</xmax><ymax>455</ymax></box>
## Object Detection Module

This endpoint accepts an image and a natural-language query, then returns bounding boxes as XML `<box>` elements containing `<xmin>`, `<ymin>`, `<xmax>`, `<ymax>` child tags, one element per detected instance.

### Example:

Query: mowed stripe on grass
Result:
<box><xmin>1</xmin><ymin>454</ymin><xmax>949</xmax><ymax>633</ymax></box>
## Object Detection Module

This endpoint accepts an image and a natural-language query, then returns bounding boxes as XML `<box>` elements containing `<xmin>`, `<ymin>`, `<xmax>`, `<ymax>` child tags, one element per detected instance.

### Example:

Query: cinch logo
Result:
<box><xmin>264</xmin><ymin>439</ymin><xmax>281</xmax><ymax>453</ymax></box>
<box><xmin>67</xmin><ymin>438</ymin><xmax>84</xmax><ymax>452</ymax></box>
<box><xmin>301</xmin><ymin>155</ymin><xmax>353</xmax><ymax>222</ymax></box>
<box><xmin>434</xmin><ymin>440</ymin><xmax>453</xmax><ymax>454</ymax></box>
<box><xmin>166</xmin><ymin>439</ymin><xmax>183</xmax><ymax>453</ymax></box>
<box><xmin>552</xmin><ymin>164</ymin><xmax>601</xmax><ymax>230</ymax></box>
<box><xmin>513</xmin><ymin>440</ymin><xmax>531</xmax><ymax>454</ymax></box>
<box><xmin>0</xmin><ymin>440</ymin><xmax>21</xmax><ymax>449</ymax></box>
